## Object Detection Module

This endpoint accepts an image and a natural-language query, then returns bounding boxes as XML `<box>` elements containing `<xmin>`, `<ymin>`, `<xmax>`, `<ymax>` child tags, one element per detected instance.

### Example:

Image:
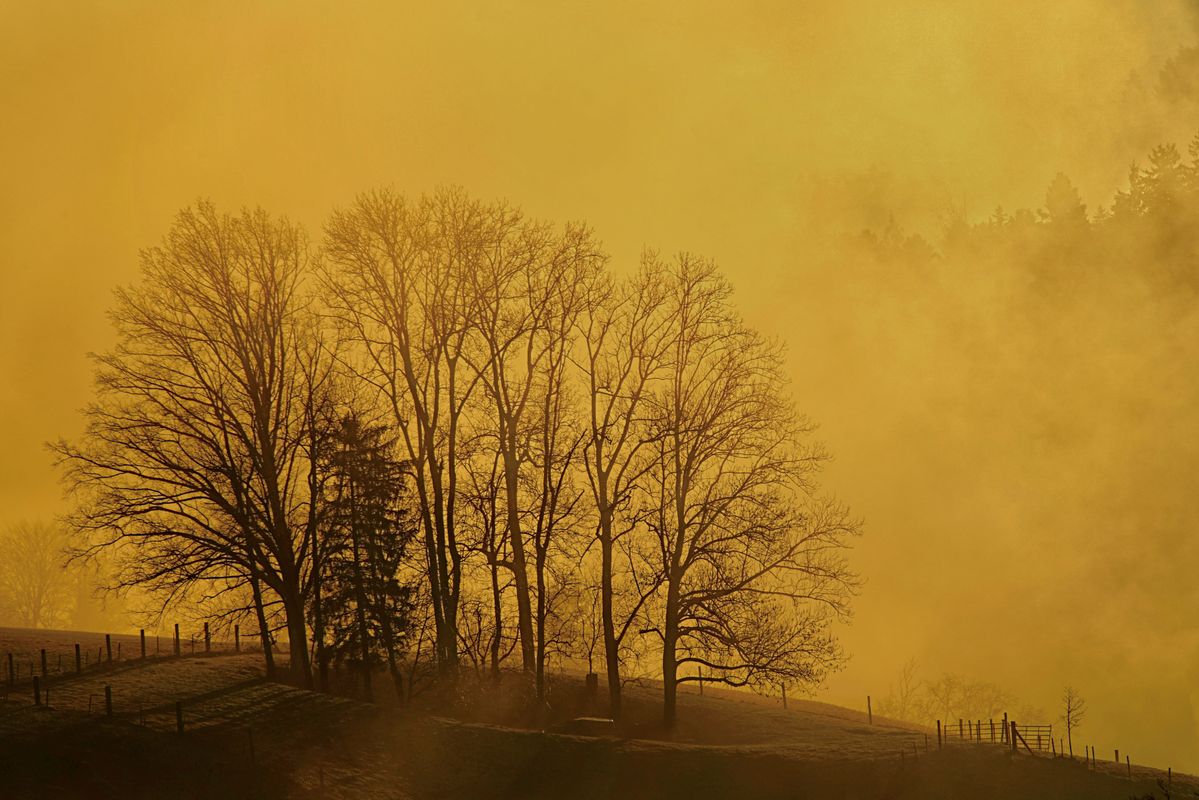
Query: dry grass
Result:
<box><xmin>0</xmin><ymin>629</ymin><xmax>1194</xmax><ymax>799</ymax></box>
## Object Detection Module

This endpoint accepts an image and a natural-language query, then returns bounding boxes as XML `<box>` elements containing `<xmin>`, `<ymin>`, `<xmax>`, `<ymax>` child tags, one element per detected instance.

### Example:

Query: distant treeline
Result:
<box><xmin>852</xmin><ymin>131</ymin><xmax>1199</xmax><ymax>296</ymax></box>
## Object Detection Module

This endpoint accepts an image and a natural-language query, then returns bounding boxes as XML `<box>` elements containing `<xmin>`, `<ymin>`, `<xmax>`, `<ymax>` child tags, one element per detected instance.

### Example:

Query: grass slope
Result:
<box><xmin>0</xmin><ymin>643</ymin><xmax>1190</xmax><ymax>799</ymax></box>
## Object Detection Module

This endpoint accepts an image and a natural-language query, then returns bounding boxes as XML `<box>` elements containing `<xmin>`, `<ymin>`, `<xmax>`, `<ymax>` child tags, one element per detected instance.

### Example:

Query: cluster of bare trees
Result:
<box><xmin>54</xmin><ymin>190</ymin><xmax>858</xmax><ymax>728</ymax></box>
<box><xmin>872</xmin><ymin>659</ymin><xmax>1086</xmax><ymax>737</ymax></box>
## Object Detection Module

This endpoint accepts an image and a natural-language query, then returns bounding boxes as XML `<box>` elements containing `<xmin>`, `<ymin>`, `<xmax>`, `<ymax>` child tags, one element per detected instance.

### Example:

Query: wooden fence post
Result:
<box><xmin>140</xmin><ymin>629</ymin><xmax>146</xmax><ymax>659</ymax></box>
<box><xmin>204</xmin><ymin>622</ymin><xmax>210</xmax><ymax>653</ymax></box>
<box><xmin>40</xmin><ymin>649</ymin><xmax>47</xmax><ymax>678</ymax></box>
<box><xmin>174</xmin><ymin>624</ymin><xmax>180</xmax><ymax>656</ymax></box>
<box><xmin>176</xmin><ymin>701</ymin><xmax>184</xmax><ymax>734</ymax></box>
<box><xmin>937</xmin><ymin>719</ymin><xmax>942</xmax><ymax>749</ymax></box>
<box><xmin>1002</xmin><ymin>712</ymin><xmax>1008</xmax><ymax>743</ymax></box>
<box><xmin>989</xmin><ymin>718</ymin><xmax>995</xmax><ymax>742</ymax></box>
<box><xmin>959</xmin><ymin>718</ymin><xmax>964</xmax><ymax>738</ymax></box>
<box><xmin>235</xmin><ymin>624</ymin><xmax>240</xmax><ymax>653</ymax></box>
<box><xmin>105</xmin><ymin>634</ymin><xmax>112</xmax><ymax>663</ymax></box>
<box><xmin>33</xmin><ymin>676</ymin><xmax>41</xmax><ymax>706</ymax></box>
<box><xmin>1126</xmin><ymin>755</ymin><xmax>1131</xmax><ymax>780</ymax></box>
<box><xmin>867</xmin><ymin>695</ymin><xmax>872</xmax><ymax>724</ymax></box>
<box><xmin>104</xmin><ymin>685</ymin><xmax>112</xmax><ymax>716</ymax></box>
<box><xmin>1115</xmin><ymin>748</ymin><xmax>1119</xmax><ymax>764</ymax></box>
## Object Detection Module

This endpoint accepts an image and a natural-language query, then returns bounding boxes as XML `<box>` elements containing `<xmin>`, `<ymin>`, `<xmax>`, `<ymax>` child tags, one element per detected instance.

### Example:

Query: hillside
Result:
<box><xmin>0</xmin><ymin>647</ymin><xmax>1190</xmax><ymax>799</ymax></box>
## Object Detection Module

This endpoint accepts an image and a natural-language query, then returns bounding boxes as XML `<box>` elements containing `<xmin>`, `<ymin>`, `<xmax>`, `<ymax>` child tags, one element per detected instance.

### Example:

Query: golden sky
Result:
<box><xmin>3</xmin><ymin>0</ymin><xmax>1199</xmax><ymax>772</ymax></box>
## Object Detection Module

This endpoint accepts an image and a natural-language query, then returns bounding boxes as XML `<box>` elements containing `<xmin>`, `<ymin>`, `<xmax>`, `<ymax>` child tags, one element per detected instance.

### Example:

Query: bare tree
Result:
<box><xmin>959</xmin><ymin>680</ymin><xmax>1012</xmax><ymax>722</ymax></box>
<box><xmin>464</xmin><ymin>204</ymin><xmax>602</xmax><ymax>675</ymax></box>
<box><xmin>459</xmin><ymin>438</ymin><xmax>513</xmax><ymax>680</ymax></box>
<box><xmin>323</xmin><ymin>189</ymin><xmax>482</xmax><ymax>675</ymax></box>
<box><xmin>576</xmin><ymin>254</ymin><xmax>673</xmax><ymax>720</ymax></box>
<box><xmin>922</xmin><ymin>673</ymin><xmax>962</xmax><ymax>725</ymax></box>
<box><xmin>0</xmin><ymin>521</ymin><xmax>74</xmax><ymax>628</ymax></box>
<box><xmin>874</xmin><ymin>659</ymin><xmax>922</xmax><ymax>722</ymax></box>
<box><xmin>54</xmin><ymin>202</ymin><xmax>323</xmax><ymax>686</ymax></box>
<box><xmin>1062</xmin><ymin>685</ymin><xmax>1086</xmax><ymax>757</ymax></box>
<box><xmin>524</xmin><ymin>241</ymin><xmax>595</xmax><ymax>702</ymax></box>
<box><xmin>639</xmin><ymin>254</ymin><xmax>858</xmax><ymax>731</ymax></box>
<box><xmin>324</xmin><ymin>188</ymin><xmax>603</xmax><ymax>682</ymax></box>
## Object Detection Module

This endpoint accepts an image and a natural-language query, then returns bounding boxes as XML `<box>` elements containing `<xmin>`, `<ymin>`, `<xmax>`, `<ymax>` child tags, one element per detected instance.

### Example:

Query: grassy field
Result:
<box><xmin>0</xmin><ymin>625</ymin><xmax>238</xmax><ymax>682</ymax></box>
<box><xmin>0</xmin><ymin>627</ymin><xmax>1191</xmax><ymax>799</ymax></box>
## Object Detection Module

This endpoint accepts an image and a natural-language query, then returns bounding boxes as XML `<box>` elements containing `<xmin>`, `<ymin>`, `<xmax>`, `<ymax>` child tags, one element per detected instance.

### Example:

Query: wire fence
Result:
<box><xmin>2</xmin><ymin>623</ymin><xmax>262</xmax><ymax>693</ymax></box>
<box><xmin>0</xmin><ymin>626</ymin><xmax>289</xmax><ymax>745</ymax></box>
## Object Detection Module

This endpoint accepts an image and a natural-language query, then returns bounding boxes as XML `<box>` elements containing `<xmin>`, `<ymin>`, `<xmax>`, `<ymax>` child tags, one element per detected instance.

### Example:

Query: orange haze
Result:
<box><xmin>3</xmin><ymin>0</ymin><xmax>1199</xmax><ymax>773</ymax></box>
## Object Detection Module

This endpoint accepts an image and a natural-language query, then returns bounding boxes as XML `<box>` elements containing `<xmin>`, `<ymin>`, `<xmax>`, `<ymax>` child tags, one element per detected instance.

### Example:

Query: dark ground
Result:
<box><xmin>0</xmin><ymin>651</ymin><xmax>1190</xmax><ymax>799</ymax></box>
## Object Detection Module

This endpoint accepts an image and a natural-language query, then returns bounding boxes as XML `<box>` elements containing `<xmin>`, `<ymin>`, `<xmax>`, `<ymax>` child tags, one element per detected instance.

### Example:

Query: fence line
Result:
<box><xmin>2</xmin><ymin>624</ymin><xmax>266</xmax><ymax>697</ymax></box>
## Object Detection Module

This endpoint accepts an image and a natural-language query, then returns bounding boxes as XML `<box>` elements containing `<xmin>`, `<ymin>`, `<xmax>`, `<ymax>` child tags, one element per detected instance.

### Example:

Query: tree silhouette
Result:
<box><xmin>0</xmin><ymin>521</ymin><xmax>74</xmax><ymax>628</ymax></box>
<box><xmin>320</xmin><ymin>413</ymin><xmax>416</xmax><ymax>702</ymax></box>
<box><xmin>54</xmin><ymin>202</ymin><xmax>325</xmax><ymax>686</ymax></box>
<box><xmin>1062</xmin><ymin>686</ymin><xmax>1086</xmax><ymax>758</ymax></box>
<box><xmin>639</xmin><ymin>254</ymin><xmax>858</xmax><ymax>730</ymax></box>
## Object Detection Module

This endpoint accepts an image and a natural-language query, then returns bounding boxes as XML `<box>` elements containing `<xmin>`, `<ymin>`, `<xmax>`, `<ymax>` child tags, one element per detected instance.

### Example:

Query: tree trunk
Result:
<box><xmin>349</xmin><ymin>509</ymin><xmax>374</xmax><ymax>702</ymax></box>
<box><xmin>426</xmin><ymin>451</ymin><xmax>460</xmax><ymax>677</ymax></box>
<box><xmin>503</xmin><ymin>458</ymin><xmax>536</xmax><ymax>673</ymax></box>
<box><xmin>437</xmin><ymin>600</ymin><xmax>459</xmax><ymax>678</ymax></box>
<box><xmin>489</xmin><ymin>558</ymin><xmax>503</xmax><ymax>682</ymax></box>
<box><xmin>249</xmin><ymin>568</ymin><xmax>276</xmax><ymax>679</ymax></box>
<box><xmin>281</xmin><ymin>584</ymin><xmax>312</xmax><ymax>688</ymax></box>
<box><xmin>354</xmin><ymin>588</ymin><xmax>374</xmax><ymax>701</ymax></box>
<box><xmin>661</xmin><ymin>579</ymin><xmax>680</xmax><ymax>733</ymax></box>
<box><xmin>312</xmin><ymin>552</ymin><xmax>328</xmax><ymax>692</ymax></box>
<box><xmin>378</xmin><ymin>605</ymin><xmax>404</xmax><ymax>706</ymax></box>
<box><xmin>535</xmin><ymin>552</ymin><xmax>547</xmax><ymax>704</ymax></box>
<box><xmin>600</xmin><ymin>522</ymin><xmax>622</xmax><ymax>721</ymax></box>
